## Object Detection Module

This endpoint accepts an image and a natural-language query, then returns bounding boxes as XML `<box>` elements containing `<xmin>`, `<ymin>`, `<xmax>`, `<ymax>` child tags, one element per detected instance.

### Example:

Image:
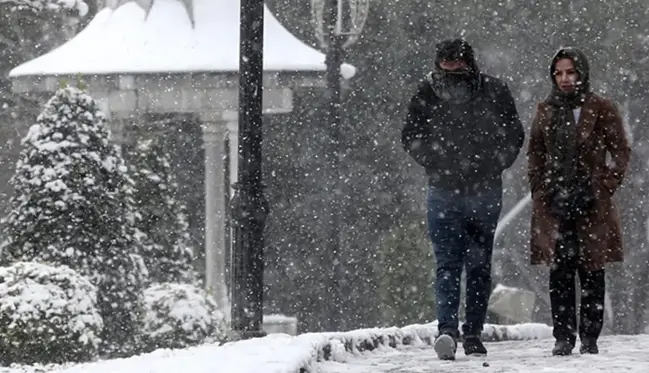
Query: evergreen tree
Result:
<box><xmin>376</xmin><ymin>217</ymin><xmax>436</xmax><ymax>327</ymax></box>
<box><xmin>0</xmin><ymin>86</ymin><xmax>147</xmax><ymax>358</ymax></box>
<box><xmin>127</xmin><ymin>136</ymin><xmax>197</xmax><ymax>285</ymax></box>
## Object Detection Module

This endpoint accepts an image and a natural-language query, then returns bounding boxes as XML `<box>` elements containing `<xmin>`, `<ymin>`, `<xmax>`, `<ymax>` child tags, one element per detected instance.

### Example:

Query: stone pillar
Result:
<box><xmin>226</xmin><ymin>120</ymin><xmax>239</xmax><ymax>197</ymax></box>
<box><xmin>201</xmin><ymin>121</ymin><xmax>229</xmax><ymax>314</ymax></box>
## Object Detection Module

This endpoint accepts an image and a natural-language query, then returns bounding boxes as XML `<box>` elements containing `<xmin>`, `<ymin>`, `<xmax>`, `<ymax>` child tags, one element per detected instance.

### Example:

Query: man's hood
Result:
<box><xmin>435</xmin><ymin>38</ymin><xmax>479</xmax><ymax>74</ymax></box>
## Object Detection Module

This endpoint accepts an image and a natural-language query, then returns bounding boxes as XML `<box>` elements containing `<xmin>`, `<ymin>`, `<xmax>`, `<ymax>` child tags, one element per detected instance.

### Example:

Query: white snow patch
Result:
<box><xmin>263</xmin><ymin>314</ymin><xmax>298</xmax><ymax>323</ymax></box>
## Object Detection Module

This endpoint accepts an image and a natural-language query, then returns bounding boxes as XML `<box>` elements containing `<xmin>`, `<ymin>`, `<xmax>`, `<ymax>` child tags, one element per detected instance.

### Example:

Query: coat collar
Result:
<box><xmin>540</xmin><ymin>92</ymin><xmax>600</xmax><ymax>145</ymax></box>
<box><xmin>576</xmin><ymin>93</ymin><xmax>599</xmax><ymax>145</ymax></box>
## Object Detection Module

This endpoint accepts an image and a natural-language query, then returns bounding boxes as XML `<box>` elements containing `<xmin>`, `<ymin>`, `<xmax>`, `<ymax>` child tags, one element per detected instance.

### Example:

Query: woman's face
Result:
<box><xmin>554</xmin><ymin>58</ymin><xmax>580</xmax><ymax>93</ymax></box>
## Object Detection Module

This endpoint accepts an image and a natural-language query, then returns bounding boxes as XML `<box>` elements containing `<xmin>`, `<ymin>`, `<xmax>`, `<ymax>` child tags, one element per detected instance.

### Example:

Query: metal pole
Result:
<box><xmin>325</xmin><ymin>0</ymin><xmax>344</xmax><ymax>332</ymax></box>
<box><xmin>231</xmin><ymin>0</ymin><xmax>267</xmax><ymax>339</ymax></box>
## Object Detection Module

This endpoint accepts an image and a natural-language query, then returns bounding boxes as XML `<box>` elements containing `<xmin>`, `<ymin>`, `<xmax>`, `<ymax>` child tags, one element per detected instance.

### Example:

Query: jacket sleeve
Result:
<box><xmin>598</xmin><ymin>99</ymin><xmax>631</xmax><ymax>196</ymax></box>
<box><xmin>402</xmin><ymin>86</ymin><xmax>438</xmax><ymax>170</ymax></box>
<box><xmin>527</xmin><ymin>103</ymin><xmax>549</xmax><ymax>201</ymax></box>
<box><xmin>496</xmin><ymin>83</ymin><xmax>525</xmax><ymax>170</ymax></box>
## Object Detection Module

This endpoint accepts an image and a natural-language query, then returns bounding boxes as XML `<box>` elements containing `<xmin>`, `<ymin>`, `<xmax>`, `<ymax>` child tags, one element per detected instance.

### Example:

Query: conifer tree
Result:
<box><xmin>0</xmin><ymin>86</ymin><xmax>147</xmax><ymax>357</ymax></box>
<box><xmin>127</xmin><ymin>136</ymin><xmax>197</xmax><ymax>285</ymax></box>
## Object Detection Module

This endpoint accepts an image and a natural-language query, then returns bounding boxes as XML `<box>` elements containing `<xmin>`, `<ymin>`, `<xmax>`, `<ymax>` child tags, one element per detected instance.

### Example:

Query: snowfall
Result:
<box><xmin>4</xmin><ymin>0</ymin><xmax>649</xmax><ymax>372</ymax></box>
<box><xmin>1</xmin><ymin>320</ymin><xmax>647</xmax><ymax>373</ymax></box>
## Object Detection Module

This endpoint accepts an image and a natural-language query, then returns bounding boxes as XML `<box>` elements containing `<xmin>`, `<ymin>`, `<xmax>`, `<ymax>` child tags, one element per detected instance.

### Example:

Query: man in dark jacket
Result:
<box><xmin>402</xmin><ymin>38</ymin><xmax>525</xmax><ymax>360</ymax></box>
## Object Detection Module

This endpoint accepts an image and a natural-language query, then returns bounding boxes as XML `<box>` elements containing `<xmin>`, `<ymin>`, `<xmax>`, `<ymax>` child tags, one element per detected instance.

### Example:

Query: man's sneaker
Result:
<box><xmin>552</xmin><ymin>340</ymin><xmax>574</xmax><ymax>356</ymax></box>
<box><xmin>434</xmin><ymin>333</ymin><xmax>457</xmax><ymax>360</ymax></box>
<box><xmin>579</xmin><ymin>339</ymin><xmax>599</xmax><ymax>354</ymax></box>
<box><xmin>462</xmin><ymin>335</ymin><xmax>487</xmax><ymax>356</ymax></box>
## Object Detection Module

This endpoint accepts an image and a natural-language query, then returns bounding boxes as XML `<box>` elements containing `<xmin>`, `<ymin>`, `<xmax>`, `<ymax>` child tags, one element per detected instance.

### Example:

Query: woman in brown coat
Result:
<box><xmin>527</xmin><ymin>47</ymin><xmax>631</xmax><ymax>356</ymax></box>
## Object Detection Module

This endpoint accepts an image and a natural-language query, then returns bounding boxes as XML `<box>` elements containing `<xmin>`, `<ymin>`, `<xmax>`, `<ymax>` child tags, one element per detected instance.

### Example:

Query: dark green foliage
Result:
<box><xmin>127</xmin><ymin>137</ymin><xmax>198</xmax><ymax>285</ymax></box>
<box><xmin>0</xmin><ymin>86</ymin><xmax>146</xmax><ymax>357</ymax></box>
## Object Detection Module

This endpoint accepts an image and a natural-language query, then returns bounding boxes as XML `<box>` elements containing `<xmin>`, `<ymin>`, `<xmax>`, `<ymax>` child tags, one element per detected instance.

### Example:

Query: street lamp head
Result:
<box><xmin>311</xmin><ymin>0</ymin><xmax>369</xmax><ymax>50</ymax></box>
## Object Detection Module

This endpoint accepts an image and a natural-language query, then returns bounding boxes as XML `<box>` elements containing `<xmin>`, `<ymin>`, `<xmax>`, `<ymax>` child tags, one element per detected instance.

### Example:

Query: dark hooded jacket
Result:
<box><xmin>401</xmin><ymin>39</ymin><xmax>525</xmax><ymax>193</ymax></box>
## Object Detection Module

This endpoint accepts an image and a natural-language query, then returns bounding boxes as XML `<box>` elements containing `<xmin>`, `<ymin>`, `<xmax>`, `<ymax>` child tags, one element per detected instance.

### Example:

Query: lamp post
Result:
<box><xmin>230</xmin><ymin>0</ymin><xmax>268</xmax><ymax>339</ymax></box>
<box><xmin>311</xmin><ymin>0</ymin><xmax>369</xmax><ymax>331</ymax></box>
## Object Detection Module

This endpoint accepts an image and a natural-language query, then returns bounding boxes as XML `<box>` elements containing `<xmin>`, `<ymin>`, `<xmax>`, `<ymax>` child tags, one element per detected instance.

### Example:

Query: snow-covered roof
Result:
<box><xmin>9</xmin><ymin>0</ymin><xmax>356</xmax><ymax>78</ymax></box>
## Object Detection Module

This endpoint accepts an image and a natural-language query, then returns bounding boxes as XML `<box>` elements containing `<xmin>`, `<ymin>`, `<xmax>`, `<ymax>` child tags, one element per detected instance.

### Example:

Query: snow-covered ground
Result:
<box><xmin>320</xmin><ymin>334</ymin><xmax>649</xmax><ymax>373</ymax></box>
<box><xmin>0</xmin><ymin>322</ymin><xmax>552</xmax><ymax>373</ymax></box>
<box><xmin>0</xmin><ymin>333</ymin><xmax>317</xmax><ymax>373</ymax></box>
<box><xmin>4</xmin><ymin>322</ymin><xmax>645</xmax><ymax>373</ymax></box>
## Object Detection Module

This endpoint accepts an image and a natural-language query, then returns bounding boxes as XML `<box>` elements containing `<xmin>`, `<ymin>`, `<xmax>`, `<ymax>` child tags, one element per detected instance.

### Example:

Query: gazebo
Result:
<box><xmin>9</xmin><ymin>0</ymin><xmax>356</xmax><ymax>315</ymax></box>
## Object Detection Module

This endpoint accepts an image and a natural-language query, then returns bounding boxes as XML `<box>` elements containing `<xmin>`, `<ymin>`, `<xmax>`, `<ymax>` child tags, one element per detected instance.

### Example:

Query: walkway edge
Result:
<box><xmin>297</xmin><ymin>322</ymin><xmax>553</xmax><ymax>372</ymax></box>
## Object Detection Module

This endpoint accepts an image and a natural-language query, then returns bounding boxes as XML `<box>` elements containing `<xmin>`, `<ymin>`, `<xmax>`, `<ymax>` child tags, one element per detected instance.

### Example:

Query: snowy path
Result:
<box><xmin>319</xmin><ymin>334</ymin><xmax>649</xmax><ymax>372</ymax></box>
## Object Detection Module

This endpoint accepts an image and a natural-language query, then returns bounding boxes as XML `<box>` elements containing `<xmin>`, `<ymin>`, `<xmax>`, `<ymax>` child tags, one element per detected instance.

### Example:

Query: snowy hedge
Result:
<box><xmin>0</xmin><ymin>86</ymin><xmax>147</xmax><ymax>358</ymax></box>
<box><xmin>0</xmin><ymin>261</ymin><xmax>102</xmax><ymax>366</ymax></box>
<box><xmin>142</xmin><ymin>283</ymin><xmax>226</xmax><ymax>352</ymax></box>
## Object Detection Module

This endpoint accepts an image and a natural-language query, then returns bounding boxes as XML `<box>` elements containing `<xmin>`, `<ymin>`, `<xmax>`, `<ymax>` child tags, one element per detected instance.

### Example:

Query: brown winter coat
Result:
<box><xmin>527</xmin><ymin>92</ymin><xmax>631</xmax><ymax>271</ymax></box>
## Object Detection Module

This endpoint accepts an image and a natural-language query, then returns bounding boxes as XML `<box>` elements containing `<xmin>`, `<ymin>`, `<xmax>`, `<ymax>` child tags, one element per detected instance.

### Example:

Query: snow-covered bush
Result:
<box><xmin>0</xmin><ymin>86</ymin><xmax>147</xmax><ymax>358</ymax></box>
<box><xmin>0</xmin><ymin>261</ymin><xmax>102</xmax><ymax>365</ymax></box>
<box><xmin>126</xmin><ymin>137</ymin><xmax>197</xmax><ymax>285</ymax></box>
<box><xmin>142</xmin><ymin>283</ymin><xmax>226</xmax><ymax>352</ymax></box>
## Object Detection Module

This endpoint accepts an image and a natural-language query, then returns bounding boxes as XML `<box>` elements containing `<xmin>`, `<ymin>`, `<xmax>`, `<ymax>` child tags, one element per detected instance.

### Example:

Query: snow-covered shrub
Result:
<box><xmin>0</xmin><ymin>261</ymin><xmax>102</xmax><ymax>365</ymax></box>
<box><xmin>126</xmin><ymin>137</ymin><xmax>197</xmax><ymax>285</ymax></box>
<box><xmin>142</xmin><ymin>283</ymin><xmax>226</xmax><ymax>352</ymax></box>
<box><xmin>0</xmin><ymin>86</ymin><xmax>147</xmax><ymax>358</ymax></box>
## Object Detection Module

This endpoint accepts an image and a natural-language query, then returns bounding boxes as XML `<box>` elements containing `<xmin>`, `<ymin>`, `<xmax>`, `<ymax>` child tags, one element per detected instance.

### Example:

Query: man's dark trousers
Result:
<box><xmin>427</xmin><ymin>187</ymin><xmax>502</xmax><ymax>338</ymax></box>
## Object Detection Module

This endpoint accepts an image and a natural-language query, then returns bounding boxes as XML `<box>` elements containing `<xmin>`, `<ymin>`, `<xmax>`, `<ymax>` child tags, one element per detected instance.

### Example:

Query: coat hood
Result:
<box><xmin>435</xmin><ymin>38</ymin><xmax>479</xmax><ymax>74</ymax></box>
<box><xmin>550</xmin><ymin>47</ymin><xmax>590</xmax><ymax>92</ymax></box>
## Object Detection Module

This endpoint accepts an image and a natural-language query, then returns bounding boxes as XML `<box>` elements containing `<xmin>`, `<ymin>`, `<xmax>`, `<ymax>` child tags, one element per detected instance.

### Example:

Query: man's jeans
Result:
<box><xmin>427</xmin><ymin>187</ymin><xmax>502</xmax><ymax>337</ymax></box>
